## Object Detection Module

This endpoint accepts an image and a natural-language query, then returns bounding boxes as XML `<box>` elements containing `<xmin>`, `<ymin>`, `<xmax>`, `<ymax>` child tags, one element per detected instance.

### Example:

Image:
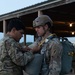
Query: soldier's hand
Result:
<box><xmin>22</xmin><ymin>46</ymin><xmax>32</xmax><ymax>52</ymax></box>
<box><xmin>31</xmin><ymin>46</ymin><xmax>41</xmax><ymax>52</ymax></box>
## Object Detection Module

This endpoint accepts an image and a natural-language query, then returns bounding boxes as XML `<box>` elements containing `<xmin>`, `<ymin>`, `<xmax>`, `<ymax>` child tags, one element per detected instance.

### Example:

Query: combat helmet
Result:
<box><xmin>33</xmin><ymin>15</ymin><xmax>53</xmax><ymax>27</ymax></box>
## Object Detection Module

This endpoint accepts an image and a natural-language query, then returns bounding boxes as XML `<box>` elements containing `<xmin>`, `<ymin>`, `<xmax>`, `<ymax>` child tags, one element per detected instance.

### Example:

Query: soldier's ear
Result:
<box><xmin>44</xmin><ymin>24</ymin><xmax>48</xmax><ymax>30</ymax></box>
<box><xmin>11</xmin><ymin>27</ymin><xmax>16</xmax><ymax>32</ymax></box>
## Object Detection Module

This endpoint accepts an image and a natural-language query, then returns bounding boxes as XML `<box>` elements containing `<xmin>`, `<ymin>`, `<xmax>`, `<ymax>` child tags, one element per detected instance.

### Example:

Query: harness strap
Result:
<box><xmin>38</xmin><ymin>34</ymin><xmax>56</xmax><ymax>47</ymax></box>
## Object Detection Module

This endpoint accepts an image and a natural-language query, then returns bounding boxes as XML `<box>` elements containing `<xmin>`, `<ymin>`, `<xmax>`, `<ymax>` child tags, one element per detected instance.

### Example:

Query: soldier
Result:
<box><xmin>0</xmin><ymin>18</ymin><xmax>40</xmax><ymax>75</ymax></box>
<box><xmin>32</xmin><ymin>15</ymin><xmax>63</xmax><ymax>75</ymax></box>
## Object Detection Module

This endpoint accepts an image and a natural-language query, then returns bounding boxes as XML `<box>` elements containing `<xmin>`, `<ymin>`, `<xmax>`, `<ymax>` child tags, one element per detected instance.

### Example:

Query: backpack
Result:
<box><xmin>60</xmin><ymin>38</ymin><xmax>75</xmax><ymax>75</ymax></box>
<box><xmin>43</xmin><ymin>34</ymin><xmax>75</xmax><ymax>75</ymax></box>
<box><xmin>46</xmin><ymin>35</ymin><xmax>75</xmax><ymax>75</ymax></box>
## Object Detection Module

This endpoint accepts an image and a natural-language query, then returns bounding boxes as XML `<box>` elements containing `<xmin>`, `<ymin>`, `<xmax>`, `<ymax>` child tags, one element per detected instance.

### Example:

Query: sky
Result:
<box><xmin>0</xmin><ymin>0</ymin><xmax>47</xmax><ymax>15</ymax></box>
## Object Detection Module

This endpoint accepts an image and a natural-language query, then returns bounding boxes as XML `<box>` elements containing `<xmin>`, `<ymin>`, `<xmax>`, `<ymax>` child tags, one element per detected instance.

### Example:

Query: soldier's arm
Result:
<box><xmin>5</xmin><ymin>40</ymin><xmax>34</xmax><ymax>66</ymax></box>
<box><xmin>48</xmin><ymin>40</ymin><xmax>62</xmax><ymax>75</ymax></box>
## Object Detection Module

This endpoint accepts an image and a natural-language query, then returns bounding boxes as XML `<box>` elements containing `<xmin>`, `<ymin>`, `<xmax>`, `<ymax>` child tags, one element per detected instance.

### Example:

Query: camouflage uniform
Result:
<box><xmin>0</xmin><ymin>34</ymin><xmax>34</xmax><ymax>75</ymax></box>
<box><xmin>35</xmin><ymin>34</ymin><xmax>63</xmax><ymax>75</ymax></box>
<box><xmin>32</xmin><ymin>15</ymin><xmax>63</xmax><ymax>75</ymax></box>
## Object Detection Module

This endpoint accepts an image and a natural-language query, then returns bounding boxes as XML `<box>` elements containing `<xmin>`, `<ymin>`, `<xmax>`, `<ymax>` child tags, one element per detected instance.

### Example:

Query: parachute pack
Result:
<box><xmin>60</xmin><ymin>38</ymin><xmax>75</xmax><ymax>75</ymax></box>
<box><xmin>46</xmin><ymin>34</ymin><xmax>75</xmax><ymax>75</ymax></box>
<box><xmin>48</xmin><ymin>35</ymin><xmax>75</xmax><ymax>75</ymax></box>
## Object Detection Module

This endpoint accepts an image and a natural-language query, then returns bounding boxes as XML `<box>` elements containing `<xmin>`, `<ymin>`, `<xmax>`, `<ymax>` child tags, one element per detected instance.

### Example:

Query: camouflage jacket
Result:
<box><xmin>0</xmin><ymin>34</ymin><xmax>34</xmax><ymax>75</ymax></box>
<box><xmin>36</xmin><ymin>34</ymin><xmax>63</xmax><ymax>75</ymax></box>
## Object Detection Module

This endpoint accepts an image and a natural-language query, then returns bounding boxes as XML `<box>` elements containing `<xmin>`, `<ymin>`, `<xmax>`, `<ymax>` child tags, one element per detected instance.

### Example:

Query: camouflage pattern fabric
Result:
<box><xmin>0</xmin><ymin>34</ymin><xmax>34</xmax><ymax>75</ymax></box>
<box><xmin>35</xmin><ymin>34</ymin><xmax>63</xmax><ymax>75</ymax></box>
<box><xmin>47</xmin><ymin>38</ymin><xmax>62</xmax><ymax>75</ymax></box>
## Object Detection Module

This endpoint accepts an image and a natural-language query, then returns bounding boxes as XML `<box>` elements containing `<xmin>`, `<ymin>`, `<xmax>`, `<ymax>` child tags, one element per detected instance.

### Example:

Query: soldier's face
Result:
<box><xmin>14</xmin><ymin>29</ymin><xmax>24</xmax><ymax>42</ymax></box>
<box><xmin>34</xmin><ymin>26</ymin><xmax>46</xmax><ymax>37</ymax></box>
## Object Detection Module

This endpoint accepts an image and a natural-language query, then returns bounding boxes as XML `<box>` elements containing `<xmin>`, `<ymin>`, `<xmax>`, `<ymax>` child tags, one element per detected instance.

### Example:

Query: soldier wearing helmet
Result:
<box><xmin>32</xmin><ymin>15</ymin><xmax>63</xmax><ymax>75</ymax></box>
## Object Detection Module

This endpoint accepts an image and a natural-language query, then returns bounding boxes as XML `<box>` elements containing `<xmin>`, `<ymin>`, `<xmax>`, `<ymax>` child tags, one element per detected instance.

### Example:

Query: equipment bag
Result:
<box><xmin>60</xmin><ymin>38</ymin><xmax>75</xmax><ymax>75</ymax></box>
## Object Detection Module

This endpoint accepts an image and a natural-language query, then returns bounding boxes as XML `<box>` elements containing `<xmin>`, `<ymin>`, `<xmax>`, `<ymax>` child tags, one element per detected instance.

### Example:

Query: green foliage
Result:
<box><xmin>26</xmin><ymin>42</ymin><xmax>33</xmax><ymax>46</ymax></box>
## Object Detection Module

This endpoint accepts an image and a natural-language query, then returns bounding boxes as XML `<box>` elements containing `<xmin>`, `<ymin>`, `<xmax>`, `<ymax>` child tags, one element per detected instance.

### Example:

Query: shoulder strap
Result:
<box><xmin>48</xmin><ymin>34</ymin><xmax>57</xmax><ymax>40</ymax></box>
<box><xmin>38</xmin><ymin>34</ymin><xmax>56</xmax><ymax>47</ymax></box>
